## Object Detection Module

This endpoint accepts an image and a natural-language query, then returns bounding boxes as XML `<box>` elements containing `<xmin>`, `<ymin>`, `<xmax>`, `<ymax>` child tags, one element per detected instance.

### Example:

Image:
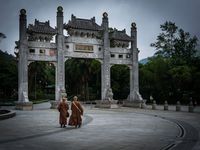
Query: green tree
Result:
<box><xmin>143</xmin><ymin>21</ymin><xmax>200</xmax><ymax>104</ymax></box>
<box><xmin>151</xmin><ymin>21</ymin><xmax>198</xmax><ymax>64</ymax></box>
<box><xmin>150</xmin><ymin>21</ymin><xmax>178</xmax><ymax>57</ymax></box>
<box><xmin>173</xmin><ymin>29</ymin><xmax>198</xmax><ymax>64</ymax></box>
<box><xmin>139</xmin><ymin>56</ymin><xmax>171</xmax><ymax>103</ymax></box>
<box><xmin>0</xmin><ymin>50</ymin><xmax>17</xmax><ymax>101</ymax></box>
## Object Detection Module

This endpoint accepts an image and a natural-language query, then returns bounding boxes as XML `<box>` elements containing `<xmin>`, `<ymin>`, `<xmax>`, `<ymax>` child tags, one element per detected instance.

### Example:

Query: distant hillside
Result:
<box><xmin>139</xmin><ymin>58</ymin><xmax>149</xmax><ymax>64</ymax></box>
<box><xmin>0</xmin><ymin>49</ymin><xmax>15</xmax><ymax>61</ymax></box>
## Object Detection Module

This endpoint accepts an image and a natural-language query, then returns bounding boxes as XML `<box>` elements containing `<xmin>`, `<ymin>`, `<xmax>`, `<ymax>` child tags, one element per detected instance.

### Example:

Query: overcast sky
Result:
<box><xmin>0</xmin><ymin>0</ymin><xmax>199</xmax><ymax>60</ymax></box>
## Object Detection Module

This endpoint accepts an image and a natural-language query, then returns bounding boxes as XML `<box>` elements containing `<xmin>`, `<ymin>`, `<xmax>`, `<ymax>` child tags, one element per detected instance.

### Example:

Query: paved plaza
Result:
<box><xmin>0</xmin><ymin>103</ymin><xmax>200</xmax><ymax>150</ymax></box>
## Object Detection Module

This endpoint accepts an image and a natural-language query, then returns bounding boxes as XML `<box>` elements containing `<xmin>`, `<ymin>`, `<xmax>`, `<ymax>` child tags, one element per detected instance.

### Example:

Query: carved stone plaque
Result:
<box><xmin>75</xmin><ymin>44</ymin><xmax>93</xmax><ymax>53</ymax></box>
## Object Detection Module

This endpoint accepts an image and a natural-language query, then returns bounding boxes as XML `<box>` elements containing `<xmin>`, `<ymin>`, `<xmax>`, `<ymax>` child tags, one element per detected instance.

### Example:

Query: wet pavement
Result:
<box><xmin>0</xmin><ymin>103</ymin><xmax>199</xmax><ymax>150</ymax></box>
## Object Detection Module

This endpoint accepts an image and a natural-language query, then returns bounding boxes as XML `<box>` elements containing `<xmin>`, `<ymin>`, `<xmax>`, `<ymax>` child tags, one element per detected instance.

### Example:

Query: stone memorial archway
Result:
<box><xmin>16</xmin><ymin>6</ymin><xmax>143</xmax><ymax>110</ymax></box>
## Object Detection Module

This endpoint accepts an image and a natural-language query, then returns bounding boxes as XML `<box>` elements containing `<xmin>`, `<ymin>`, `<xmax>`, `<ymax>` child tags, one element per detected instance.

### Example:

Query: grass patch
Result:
<box><xmin>31</xmin><ymin>99</ymin><xmax>50</xmax><ymax>104</ymax></box>
<box><xmin>0</xmin><ymin>102</ymin><xmax>15</xmax><ymax>106</ymax></box>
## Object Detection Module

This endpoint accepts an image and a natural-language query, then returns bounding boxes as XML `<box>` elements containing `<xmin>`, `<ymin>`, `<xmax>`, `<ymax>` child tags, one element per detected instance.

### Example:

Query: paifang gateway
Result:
<box><xmin>16</xmin><ymin>6</ymin><xmax>144</xmax><ymax>110</ymax></box>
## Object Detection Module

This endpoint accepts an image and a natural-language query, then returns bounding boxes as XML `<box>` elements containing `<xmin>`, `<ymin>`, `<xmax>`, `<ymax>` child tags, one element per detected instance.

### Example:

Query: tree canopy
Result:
<box><xmin>0</xmin><ymin>33</ymin><xmax>6</xmax><ymax>39</ymax></box>
<box><xmin>0</xmin><ymin>50</ymin><xmax>17</xmax><ymax>101</ymax></box>
<box><xmin>140</xmin><ymin>21</ymin><xmax>200</xmax><ymax>104</ymax></box>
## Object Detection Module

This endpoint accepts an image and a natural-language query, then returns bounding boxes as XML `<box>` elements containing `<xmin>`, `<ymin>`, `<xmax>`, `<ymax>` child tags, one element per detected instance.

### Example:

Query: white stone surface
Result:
<box><xmin>18</xmin><ymin>8</ymin><xmax>142</xmax><ymax>106</ymax></box>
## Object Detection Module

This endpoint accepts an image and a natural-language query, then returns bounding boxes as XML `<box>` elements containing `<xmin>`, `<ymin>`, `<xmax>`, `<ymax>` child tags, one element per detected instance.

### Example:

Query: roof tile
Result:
<box><xmin>28</xmin><ymin>19</ymin><xmax>56</xmax><ymax>34</ymax></box>
<box><xmin>110</xmin><ymin>28</ymin><xmax>132</xmax><ymax>41</ymax></box>
<box><xmin>65</xmin><ymin>14</ymin><xmax>102</xmax><ymax>31</ymax></box>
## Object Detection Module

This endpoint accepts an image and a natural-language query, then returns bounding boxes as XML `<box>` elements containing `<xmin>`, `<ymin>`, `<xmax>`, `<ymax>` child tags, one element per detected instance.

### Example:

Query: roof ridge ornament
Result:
<box><xmin>57</xmin><ymin>6</ymin><xmax>63</xmax><ymax>12</ymax></box>
<box><xmin>91</xmin><ymin>17</ymin><xmax>95</xmax><ymax>23</ymax></box>
<box><xmin>103</xmin><ymin>12</ymin><xmax>108</xmax><ymax>18</ymax></box>
<box><xmin>20</xmin><ymin>9</ymin><xmax>26</xmax><ymax>15</ymax></box>
<box><xmin>71</xmin><ymin>14</ymin><xmax>76</xmax><ymax>20</ymax></box>
<box><xmin>131</xmin><ymin>22</ymin><xmax>137</xmax><ymax>30</ymax></box>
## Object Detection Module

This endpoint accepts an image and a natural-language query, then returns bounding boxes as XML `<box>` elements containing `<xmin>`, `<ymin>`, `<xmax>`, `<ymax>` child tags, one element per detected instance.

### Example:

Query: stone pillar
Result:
<box><xmin>123</xmin><ymin>22</ymin><xmax>143</xmax><ymax>108</ymax></box>
<box><xmin>129</xmin><ymin>66</ymin><xmax>134</xmax><ymax>99</ymax></box>
<box><xmin>130</xmin><ymin>22</ymin><xmax>140</xmax><ymax>101</ymax></box>
<box><xmin>96</xmin><ymin>12</ymin><xmax>118</xmax><ymax>108</ymax></box>
<box><xmin>101</xmin><ymin>12</ymin><xmax>111</xmax><ymax>101</ymax></box>
<box><xmin>51</xmin><ymin>6</ymin><xmax>66</xmax><ymax>108</ymax></box>
<box><xmin>16</xmin><ymin>9</ymin><xmax>33</xmax><ymax>110</ymax></box>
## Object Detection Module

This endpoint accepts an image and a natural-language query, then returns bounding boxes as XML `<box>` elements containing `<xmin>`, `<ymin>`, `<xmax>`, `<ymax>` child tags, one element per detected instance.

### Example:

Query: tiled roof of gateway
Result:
<box><xmin>110</xmin><ymin>29</ymin><xmax>132</xmax><ymax>41</ymax></box>
<box><xmin>27</xmin><ymin>19</ymin><xmax>56</xmax><ymax>34</ymax></box>
<box><xmin>65</xmin><ymin>14</ymin><xmax>102</xmax><ymax>31</ymax></box>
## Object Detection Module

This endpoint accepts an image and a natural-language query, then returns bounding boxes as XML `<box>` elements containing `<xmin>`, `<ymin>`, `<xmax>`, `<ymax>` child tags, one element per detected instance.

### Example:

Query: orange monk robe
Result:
<box><xmin>69</xmin><ymin>101</ymin><xmax>84</xmax><ymax>127</ymax></box>
<box><xmin>58</xmin><ymin>101</ymin><xmax>69</xmax><ymax>126</ymax></box>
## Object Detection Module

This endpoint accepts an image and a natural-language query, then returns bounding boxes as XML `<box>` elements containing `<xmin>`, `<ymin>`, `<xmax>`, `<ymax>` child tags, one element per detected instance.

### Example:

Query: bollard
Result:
<box><xmin>176</xmin><ymin>101</ymin><xmax>181</xmax><ymax>111</ymax></box>
<box><xmin>152</xmin><ymin>100</ymin><xmax>156</xmax><ymax>110</ymax></box>
<box><xmin>164</xmin><ymin>101</ymin><xmax>168</xmax><ymax>110</ymax></box>
<box><xmin>194</xmin><ymin>101</ymin><xmax>197</xmax><ymax>107</ymax></box>
<box><xmin>141</xmin><ymin>100</ymin><xmax>147</xmax><ymax>109</ymax></box>
<box><xmin>188</xmin><ymin>101</ymin><xmax>194</xmax><ymax>113</ymax></box>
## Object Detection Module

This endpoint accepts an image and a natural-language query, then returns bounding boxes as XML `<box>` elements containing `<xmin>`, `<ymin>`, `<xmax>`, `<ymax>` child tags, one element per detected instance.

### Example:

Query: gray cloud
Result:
<box><xmin>0</xmin><ymin>0</ymin><xmax>199</xmax><ymax>60</ymax></box>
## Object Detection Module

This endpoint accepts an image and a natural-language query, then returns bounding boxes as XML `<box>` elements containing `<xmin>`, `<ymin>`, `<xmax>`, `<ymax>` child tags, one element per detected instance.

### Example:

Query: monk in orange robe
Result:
<box><xmin>57</xmin><ymin>97</ymin><xmax>69</xmax><ymax>128</ymax></box>
<box><xmin>68</xmin><ymin>96</ymin><xmax>84</xmax><ymax>128</ymax></box>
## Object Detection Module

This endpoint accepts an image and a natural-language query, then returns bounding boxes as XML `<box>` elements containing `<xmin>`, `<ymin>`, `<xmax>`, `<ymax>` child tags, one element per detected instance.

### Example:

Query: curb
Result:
<box><xmin>0</xmin><ymin>110</ymin><xmax>16</xmax><ymax>120</ymax></box>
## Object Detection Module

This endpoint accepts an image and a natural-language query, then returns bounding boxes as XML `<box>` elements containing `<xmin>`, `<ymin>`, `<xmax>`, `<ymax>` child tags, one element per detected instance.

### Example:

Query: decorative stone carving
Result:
<box><xmin>105</xmin><ymin>88</ymin><xmax>113</xmax><ymax>101</ymax></box>
<box><xmin>60</xmin><ymin>88</ymin><xmax>67</xmax><ymax>99</ymax></box>
<box><xmin>134</xmin><ymin>91</ymin><xmax>143</xmax><ymax>101</ymax></box>
<box><xmin>22</xmin><ymin>91</ymin><xmax>29</xmax><ymax>102</ymax></box>
<box><xmin>141</xmin><ymin>100</ymin><xmax>147</xmax><ymax>109</ymax></box>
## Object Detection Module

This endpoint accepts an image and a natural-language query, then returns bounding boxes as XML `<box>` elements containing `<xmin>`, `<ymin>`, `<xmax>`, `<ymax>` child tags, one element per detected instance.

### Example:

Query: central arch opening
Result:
<box><xmin>65</xmin><ymin>58</ymin><xmax>101</xmax><ymax>101</ymax></box>
<box><xmin>111</xmin><ymin>64</ymin><xmax>130</xmax><ymax>103</ymax></box>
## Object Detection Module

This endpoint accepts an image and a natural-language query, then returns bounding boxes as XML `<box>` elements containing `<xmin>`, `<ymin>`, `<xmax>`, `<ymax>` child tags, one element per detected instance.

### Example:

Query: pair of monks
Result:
<box><xmin>57</xmin><ymin>96</ymin><xmax>83</xmax><ymax>128</ymax></box>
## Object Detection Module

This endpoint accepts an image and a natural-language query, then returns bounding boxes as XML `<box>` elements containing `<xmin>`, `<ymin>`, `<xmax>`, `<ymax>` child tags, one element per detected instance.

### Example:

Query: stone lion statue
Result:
<box><xmin>105</xmin><ymin>88</ymin><xmax>113</xmax><ymax>101</ymax></box>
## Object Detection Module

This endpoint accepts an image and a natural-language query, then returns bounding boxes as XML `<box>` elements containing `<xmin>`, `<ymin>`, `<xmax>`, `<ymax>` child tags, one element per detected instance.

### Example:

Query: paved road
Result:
<box><xmin>0</xmin><ymin>103</ymin><xmax>199</xmax><ymax>150</ymax></box>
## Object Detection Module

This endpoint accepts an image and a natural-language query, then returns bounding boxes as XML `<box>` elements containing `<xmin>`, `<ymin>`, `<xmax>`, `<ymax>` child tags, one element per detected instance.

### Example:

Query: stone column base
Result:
<box><xmin>50</xmin><ymin>101</ymin><xmax>59</xmax><ymax>109</ymax></box>
<box><xmin>15</xmin><ymin>101</ymin><xmax>33</xmax><ymax>110</ymax></box>
<box><xmin>95</xmin><ymin>100</ymin><xmax>119</xmax><ymax>108</ymax></box>
<box><xmin>123</xmin><ymin>100</ymin><xmax>143</xmax><ymax>108</ymax></box>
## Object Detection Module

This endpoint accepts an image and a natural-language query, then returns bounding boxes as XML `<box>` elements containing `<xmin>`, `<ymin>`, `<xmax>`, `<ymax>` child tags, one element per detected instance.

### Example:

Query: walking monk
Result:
<box><xmin>69</xmin><ymin>96</ymin><xmax>84</xmax><ymax>128</ymax></box>
<box><xmin>57</xmin><ymin>97</ymin><xmax>69</xmax><ymax>128</ymax></box>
